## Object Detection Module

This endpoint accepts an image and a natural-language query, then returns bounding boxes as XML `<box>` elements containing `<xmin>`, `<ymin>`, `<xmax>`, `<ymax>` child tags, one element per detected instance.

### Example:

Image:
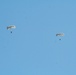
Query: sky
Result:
<box><xmin>0</xmin><ymin>0</ymin><xmax>76</xmax><ymax>75</ymax></box>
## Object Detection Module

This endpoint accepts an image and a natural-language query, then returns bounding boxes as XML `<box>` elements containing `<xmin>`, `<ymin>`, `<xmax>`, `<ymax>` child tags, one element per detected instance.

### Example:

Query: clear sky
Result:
<box><xmin>0</xmin><ymin>0</ymin><xmax>76</xmax><ymax>75</ymax></box>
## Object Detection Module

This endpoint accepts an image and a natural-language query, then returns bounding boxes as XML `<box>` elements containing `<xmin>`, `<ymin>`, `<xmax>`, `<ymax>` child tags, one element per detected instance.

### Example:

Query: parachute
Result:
<box><xmin>56</xmin><ymin>33</ymin><xmax>64</xmax><ymax>36</ymax></box>
<box><xmin>56</xmin><ymin>33</ymin><xmax>64</xmax><ymax>40</ymax></box>
<box><xmin>7</xmin><ymin>25</ymin><xmax>16</xmax><ymax>33</ymax></box>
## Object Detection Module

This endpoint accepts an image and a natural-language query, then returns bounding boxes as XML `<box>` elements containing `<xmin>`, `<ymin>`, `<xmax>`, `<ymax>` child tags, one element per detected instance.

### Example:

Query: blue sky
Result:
<box><xmin>0</xmin><ymin>0</ymin><xmax>76</xmax><ymax>75</ymax></box>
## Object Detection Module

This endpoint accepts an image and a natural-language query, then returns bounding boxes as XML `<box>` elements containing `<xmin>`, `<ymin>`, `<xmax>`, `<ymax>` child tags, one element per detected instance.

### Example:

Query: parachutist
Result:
<box><xmin>59</xmin><ymin>39</ymin><xmax>61</xmax><ymax>40</ymax></box>
<box><xmin>11</xmin><ymin>31</ymin><xmax>12</xmax><ymax>33</ymax></box>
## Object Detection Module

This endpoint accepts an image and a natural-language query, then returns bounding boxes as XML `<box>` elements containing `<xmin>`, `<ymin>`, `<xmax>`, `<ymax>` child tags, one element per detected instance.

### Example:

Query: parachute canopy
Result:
<box><xmin>56</xmin><ymin>33</ymin><xmax>64</xmax><ymax>36</ymax></box>
<box><xmin>7</xmin><ymin>25</ymin><xmax>16</xmax><ymax>30</ymax></box>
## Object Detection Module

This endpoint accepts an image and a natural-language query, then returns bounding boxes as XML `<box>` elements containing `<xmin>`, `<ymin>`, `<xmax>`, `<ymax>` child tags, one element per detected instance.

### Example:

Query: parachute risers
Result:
<box><xmin>56</xmin><ymin>33</ymin><xmax>64</xmax><ymax>40</ymax></box>
<box><xmin>7</xmin><ymin>25</ymin><xmax>16</xmax><ymax>33</ymax></box>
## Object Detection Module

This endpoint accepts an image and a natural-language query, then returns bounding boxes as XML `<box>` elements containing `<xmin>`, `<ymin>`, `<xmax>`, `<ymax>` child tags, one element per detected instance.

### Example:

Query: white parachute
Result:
<box><xmin>56</xmin><ymin>33</ymin><xmax>64</xmax><ymax>40</ymax></box>
<box><xmin>7</xmin><ymin>25</ymin><xmax>16</xmax><ymax>33</ymax></box>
